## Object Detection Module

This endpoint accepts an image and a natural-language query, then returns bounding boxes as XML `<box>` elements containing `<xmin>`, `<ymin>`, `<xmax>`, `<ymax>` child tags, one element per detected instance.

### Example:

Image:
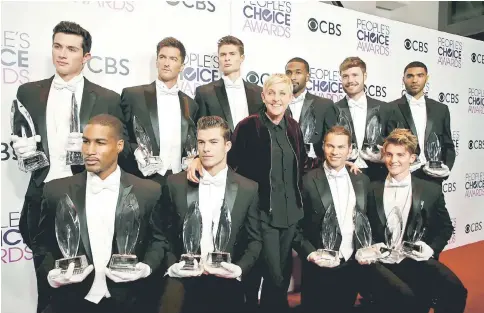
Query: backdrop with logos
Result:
<box><xmin>1</xmin><ymin>1</ymin><xmax>483</xmax><ymax>313</ymax></box>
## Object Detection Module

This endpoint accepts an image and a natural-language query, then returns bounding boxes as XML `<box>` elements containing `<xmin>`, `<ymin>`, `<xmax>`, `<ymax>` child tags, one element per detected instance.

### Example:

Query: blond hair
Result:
<box><xmin>383</xmin><ymin>129</ymin><xmax>418</xmax><ymax>154</ymax></box>
<box><xmin>263</xmin><ymin>73</ymin><xmax>293</xmax><ymax>94</ymax></box>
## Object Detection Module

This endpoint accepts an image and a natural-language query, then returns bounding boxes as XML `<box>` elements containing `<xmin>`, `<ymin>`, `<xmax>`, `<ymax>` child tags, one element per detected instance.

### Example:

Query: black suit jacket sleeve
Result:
<box><xmin>442</xmin><ymin>106</ymin><xmax>455</xmax><ymax>170</ymax></box>
<box><xmin>427</xmin><ymin>192</ymin><xmax>453</xmax><ymax>255</ymax></box>
<box><xmin>160</xmin><ymin>183</ymin><xmax>179</xmax><ymax>269</ymax></box>
<box><xmin>236</xmin><ymin>189</ymin><xmax>262</xmax><ymax>275</ymax></box>
<box><xmin>293</xmin><ymin>176</ymin><xmax>317</xmax><ymax>259</ymax></box>
<box><xmin>228</xmin><ymin>122</ymin><xmax>247</xmax><ymax>171</ymax></box>
<box><xmin>194</xmin><ymin>87</ymin><xmax>207</xmax><ymax>124</ymax></box>
<box><xmin>120</xmin><ymin>88</ymin><xmax>139</xmax><ymax>155</ymax></box>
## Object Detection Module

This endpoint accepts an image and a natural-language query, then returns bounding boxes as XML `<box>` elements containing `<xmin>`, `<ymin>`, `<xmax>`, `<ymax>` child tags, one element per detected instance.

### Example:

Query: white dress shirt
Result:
<box><xmin>222</xmin><ymin>75</ymin><xmax>249</xmax><ymax>128</ymax></box>
<box><xmin>323</xmin><ymin>162</ymin><xmax>356</xmax><ymax>261</ymax></box>
<box><xmin>383</xmin><ymin>173</ymin><xmax>412</xmax><ymax>247</ymax></box>
<box><xmin>348</xmin><ymin>95</ymin><xmax>368</xmax><ymax>169</ymax></box>
<box><xmin>44</xmin><ymin>73</ymin><xmax>84</xmax><ymax>183</ymax></box>
<box><xmin>156</xmin><ymin>79</ymin><xmax>182</xmax><ymax>175</ymax></box>
<box><xmin>198</xmin><ymin>166</ymin><xmax>228</xmax><ymax>260</ymax></box>
<box><xmin>406</xmin><ymin>93</ymin><xmax>427</xmax><ymax>164</ymax></box>
<box><xmin>289</xmin><ymin>90</ymin><xmax>307</xmax><ymax>123</ymax></box>
<box><xmin>84</xmin><ymin>166</ymin><xmax>120</xmax><ymax>303</ymax></box>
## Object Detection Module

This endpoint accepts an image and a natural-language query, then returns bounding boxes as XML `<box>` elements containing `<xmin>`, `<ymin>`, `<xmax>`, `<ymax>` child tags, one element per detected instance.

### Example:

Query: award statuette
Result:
<box><xmin>316</xmin><ymin>204</ymin><xmax>339</xmax><ymax>263</ymax></box>
<box><xmin>337</xmin><ymin>111</ymin><xmax>359</xmax><ymax>160</ymax></box>
<box><xmin>207</xmin><ymin>201</ymin><xmax>232</xmax><ymax>268</ymax></box>
<box><xmin>300</xmin><ymin>107</ymin><xmax>316</xmax><ymax>153</ymax></box>
<box><xmin>181</xmin><ymin>126</ymin><xmax>198</xmax><ymax>171</ymax></box>
<box><xmin>361</xmin><ymin>113</ymin><xmax>383</xmax><ymax>163</ymax></box>
<box><xmin>180</xmin><ymin>201</ymin><xmax>202</xmax><ymax>270</ymax></box>
<box><xmin>109</xmin><ymin>193</ymin><xmax>141</xmax><ymax>272</ymax></box>
<box><xmin>66</xmin><ymin>93</ymin><xmax>83</xmax><ymax>165</ymax></box>
<box><xmin>402</xmin><ymin>207</ymin><xmax>426</xmax><ymax>256</ymax></box>
<box><xmin>133</xmin><ymin>115</ymin><xmax>163</xmax><ymax>174</ymax></box>
<box><xmin>380</xmin><ymin>207</ymin><xmax>404</xmax><ymax>262</ymax></box>
<box><xmin>54</xmin><ymin>194</ymin><xmax>88</xmax><ymax>274</ymax></box>
<box><xmin>427</xmin><ymin>133</ymin><xmax>442</xmax><ymax>169</ymax></box>
<box><xmin>10</xmin><ymin>100</ymin><xmax>49</xmax><ymax>172</ymax></box>
<box><xmin>354</xmin><ymin>209</ymin><xmax>380</xmax><ymax>261</ymax></box>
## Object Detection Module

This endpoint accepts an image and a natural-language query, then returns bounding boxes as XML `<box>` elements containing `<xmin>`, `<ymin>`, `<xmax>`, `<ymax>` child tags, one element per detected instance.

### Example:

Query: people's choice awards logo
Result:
<box><xmin>1</xmin><ymin>212</ymin><xmax>33</xmax><ymax>263</ymax></box>
<box><xmin>464</xmin><ymin>172</ymin><xmax>484</xmax><ymax>198</ymax></box>
<box><xmin>76</xmin><ymin>1</ymin><xmax>135</xmax><ymax>12</ymax></box>
<box><xmin>242</xmin><ymin>1</ymin><xmax>291</xmax><ymax>38</ymax></box>
<box><xmin>178</xmin><ymin>52</ymin><xmax>219</xmax><ymax>97</ymax></box>
<box><xmin>356</xmin><ymin>18</ymin><xmax>390</xmax><ymax>56</ymax></box>
<box><xmin>468</xmin><ymin>88</ymin><xmax>484</xmax><ymax>114</ymax></box>
<box><xmin>307</xmin><ymin>67</ymin><xmax>344</xmax><ymax>102</ymax></box>
<box><xmin>437</xmin><ymin>37</ymin><xmax>462</xmax><ymax>68</ymax></box>
<box><xmin>1</xmin><ymin>30</ymin><xmax>30</xmax><ymax>85</ymax></box>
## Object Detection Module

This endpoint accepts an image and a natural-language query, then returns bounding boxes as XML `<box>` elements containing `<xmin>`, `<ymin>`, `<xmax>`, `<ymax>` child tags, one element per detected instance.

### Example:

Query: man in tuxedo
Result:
<box><xmin>366</xmin><ymin>128</ymin><xmax>467</xmax><ymax>313</ymax></box>
<box><xmin>35</xmin><ymin>114</ymin><xmax>168</xmax><ymax>313</ymax></box>
<box><xmin>387</xmin><ymin>61</ymin><xmax>455</xmax><ymax>184</ymax></box>
<box><xmin>285</xmin><ymin>57</ymin><xmax>337</xmax><ymax>170</ymax></box>
<box><xmin>335</xmin><ymin>57</ymin><xmax>391</xmax><ymax>182</ymax></box>
<box><xmin>195</xmin><ymin>35</ymin><xmax>262</xmax><ymax>132</ymax></box>
<box><xmin>10</xmin><ymin>21</ymin><xmax>123</xmax><ymax>312</ymax></box>
<box><xmin>159</xmin><ymin>116</ymin><xmax>261</xmax><ymax>313</ymax></box>
<box><xmin>121</xmin><ymin>37</ymin><xmax>199</xmax><ymax>186</ymax></box>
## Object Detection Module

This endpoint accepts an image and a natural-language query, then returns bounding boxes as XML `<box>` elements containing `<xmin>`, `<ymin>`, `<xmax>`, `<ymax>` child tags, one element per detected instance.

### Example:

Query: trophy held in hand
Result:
<box><xmin>180</xmin><ymin>201</ymin><xmax>202</xmax><ymax>270</ymax></box>
<box><xmin>402</xmin><ymin>208</ymin><xmax>426</xmax><ymax>256</ymax></box>
<box><xmin>361</xmin><ymin>113</ymin><xmax>384</xmax><ymax>163</ymax></box>
<box><xmin>207</xmin><ymin>201</ymin><xmax>232</xmax><ymax>268</ymax></box>
<box><xmin>337</xmin><ymin>111</ymin><xmax>359</xmax><ymax>160</ymax></box>
<box><xmin>423</xmin><ymin>133</ymin><xmax>450</xmax><ymax>177</ymax></box>
<box><xmin>133</xmin><ymin>116</ymin><xmax>163</xmax><ymax>176</ymax></box>
<box><xmin>54</xmin><ymin>194</ymin><xmax>88</xmax><ymax>274</ymax></box>
<box><xmin>109</xmin><ymin>193</ymin><xmax>141</xmax><ymax>272</ymax></box>
<box><xmin>354</xmin><ymin>209</ymin><xmax>381</xmax><ymax>263</ymax></box>
<box><xmin>380</xmin><ymin>207</ymin><xmax>404</xmax><ymax>263</ymax></box>
<box><xmin>66</xmin><ymin>94</ymin><xmax>83</xmax><ymax>166</ymax></box>
<box><xmin>182</xmin><ymin>126</ymin><xmax>198</xmax><ymax>171</ymax></box>
<box><xmin>315</xmin><ymin>204</ymin><xmax>340</xmax><ymax>265</ymax></box>
<box><xmin>10</xmin><ymin>100</ymin><xmax>49</xmax><ymax>172</ymax></box>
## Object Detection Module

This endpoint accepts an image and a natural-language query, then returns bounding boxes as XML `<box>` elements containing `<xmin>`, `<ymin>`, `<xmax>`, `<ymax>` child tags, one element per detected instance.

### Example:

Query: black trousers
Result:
<box><xmin>380</xmin><ymin>258</ymin><xmax>467</xmax><ymax>313</ymax></box>
<box><xmin>159</xmin><ymin>275</ymin><xmax>245</xmax><ymax>313</ymax></box>
<box><xmin>258</xmin><ymin>223</ymin><xmax>298</xmax><ymax>313</ymax></box>
<box><xmin>42</xmin><ymin>297</ymin><xmax>131</xmax><ymax>313</ymax></box>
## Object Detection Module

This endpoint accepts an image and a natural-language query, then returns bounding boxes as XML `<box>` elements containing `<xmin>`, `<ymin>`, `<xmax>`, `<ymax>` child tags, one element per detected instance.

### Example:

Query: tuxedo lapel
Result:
<box><xmin>185</xmin><ymin>181</ymin><xmax>199</xmax><ymax>223</ymax></box>
<box><xmin>397</xmin><ymin>97</ymin><xmax>418</xmax><ymax>138</ymax></box>
<box><xmin>374</xmin><ymin>182</ymin><xmax>386</xmax><ymax>227</ymax></box>
<box><xmin>405</xmin><ymin>177</ymin><xmax>424</xmax><ymax>239</ymax></box>
<box><xmin>214</xmin><ymin>80</ymin><xmax>234</xmax><ymax>131</ymax></box>
<box><xmin>364</xmin><ymin>96</ymin><xmax>380</xmax><ymax>144</ymax></box>
<box><xmin>349</xmin><ymin>173</ymin><xmax>365</xmax><ymax>212</ymax></box>
<box><xmin>224</xmin><ymin>170</ymin><xmax>242</xmax><ymax>250</ymax></box>
<box><xmin>300</xmin><ymin>93</ymin><xmax>314</xmax><ymax>125</ymax></box>
<box><xmin>179</xmin><ymin>92</ymin><xmax>195</xmax><ymax>154</ymax></box>
<box><xmin>69</xmin><ymin>172</ymin><xmax>92</xmax><ymax>262</ymax></box>
<box><xmin>112</xmin><ymin>171</ymin><xmax>134</xmax><ymax>253</ymax></box>
<box><xmin>244</xmin><ymin>81</ymin><xmax>260</xmax><ymax>115</ymax></box>
<box><xmin>79</xmin><ymin>79</ymin><xmax>97</xmax><ymax>132</ymax></box>
<box><xmin>338</xmin><ymin>99</ymin><xmax>357</xmax><ymax>144</ymax></box>
<box><xmin>424</xmin><ymin>97</ymin><xmax>435</xmax><ymax>146</ymax></box>
<box><xmin>38</xmin><ymin>78</ymin><xmax>52</xmax><ymax>158</ymax></box>
<box><xmin>144</xmin><ymin>82</ymin><xmax>160</xmax><ymax>154</ymax></box>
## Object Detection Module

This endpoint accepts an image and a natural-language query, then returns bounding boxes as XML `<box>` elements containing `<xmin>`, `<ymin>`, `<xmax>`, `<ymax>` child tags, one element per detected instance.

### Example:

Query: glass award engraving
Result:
<box><xmin>354</xmin><ymin>209</ymin><xmax>380</xmax><ymax>261</ymax></box>
<box><xmin>361</xmin><ymin>113</ymin><xmax>383</xmax><ymax>163</ymax></box>
<box><xmin>402</xmin><ymin>208</ymin><xmax>426</xmax><ymax>256</ymax></box>
<box><xmin>10</xmin><ymin>100</ymin><xmax>49</xmax><ymax>172</ymax></box>
<box><xmin>109</xmin><ymin>193</ymin><xmax>141</xmax><ymax>272</ymax></box>
<box><xmin>316</xmin><ymin>204</ymin><xmax>339</xmax><ymax>263</ymax></box>
<box><xmin>337</xmin><ymin>111</ymin><xmax>359</xmax><ymax>160</ymax></box>
<box><xmin>54</xmin><ymin>194</ymin><xmax>88</xmax><ymax>274</ymax></box>
<box><xmin>66</xmin><ymin>94</ymin><xmax>83</xmax><ymax>165</ymax></box>
<box><xmin>207</xmin><ymin>201</ymin><xmax>232</xmax><ymax>268</ymax></box>
<box><xmin>180</xmin><ymin>201</ymin><xmax>202</xmax><ymax>270</ymax></box>
<box><xmin>427</xmin><ymin>132</ymin><xmax>442</xmax><ymax>169</ymax></box>
<box><xmin>133</xmin><ymin>115</ymin><xmax>163</xmax><ymax>174</ymax></box>
<box><xmin>380</xmin><ymin>207</ymin><xmax>404</xmax><ymax>262</ymax></box>
<box><xmin>181</xmin><ymin>126</ymin><xmax>198</xmax><ymax>171</ymax></box>
<box><xmin>300</xmin><ymin>107</ymin><xmax>316</xmax><ymax>153</ymax></box>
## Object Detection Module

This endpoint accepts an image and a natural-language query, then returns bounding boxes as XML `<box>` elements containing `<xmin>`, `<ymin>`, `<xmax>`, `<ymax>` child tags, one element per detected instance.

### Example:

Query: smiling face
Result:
<box><xmin>262</xmin><ymin>81</ymin><xmax>293</xmax><ymax>121</ymax></box>
<box><xmin>384</xmin><ymin>143</ymin><xmax>416</xmax><ymax>180</ymax></box>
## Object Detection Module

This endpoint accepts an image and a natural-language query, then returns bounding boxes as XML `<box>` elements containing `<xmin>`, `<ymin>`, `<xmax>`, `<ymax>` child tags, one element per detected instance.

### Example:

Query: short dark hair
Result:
<box><xmin>217</xmin><ymin>35</ymin><xmax>244</xmax><ymax>55</ymax></box>
<box><xmin>324</xmin><ymin>125</ymin><xmax>352</xmax><ymax>146</ymax></box>
<box><xmin>86</xmin><ymin>114</ymin><xmax>123</xmax><ymax>140</ymax></box>
<box><xmin>156</xmin><ymin>37</ymin><xmax>186</xmax><ymax>63</ymax></box>
<box><xmin>404</xmin><ymin>61</ymin><xmax>428</xmax><ymax>74</ymax></box>
<box><xmin>340</xmin><ymin>56</ymin><xmax>367</xmax><ymax>74</ymax></box>
<box><xmin>286</xmin><ymin>57</ymin><xmax>310</xmax><ymax>73</ymax></box>
<box><xmin>197</xmin><ymin>116</ymin><xmax>231</xmax><ymax>142</ymax></box>
<box><xmin>52</xmin><ymin>21</ymin><xmax>92</xmax><ymax>54</ymax></box>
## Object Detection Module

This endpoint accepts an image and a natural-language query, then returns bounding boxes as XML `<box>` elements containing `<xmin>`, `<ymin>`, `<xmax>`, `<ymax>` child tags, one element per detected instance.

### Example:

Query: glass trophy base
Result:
<box><xmin>429</xmin><ymin>161</ymin><xmax>442</xmax><ymax>169</ymax></box>
<box><xmin>316</xmin><ymin>249</ymin><xmax>339</xmax><ymax>261</ymax></box>
<box><xmin>18</xmin><ymin>151</ymin><xmax>50</xmax><ymax>172</ymax></box>
<box><xmin>402</xmin><ymin>241</ymin><xmax>423</xmax><ymax>255</ymax></box>
<box><xmin>109</xmin><ymin>254</ymin><xmax>138</xmax><ymax>272</ymax></box>
<box><xmin>206</xmin><ymin>252</ymin><xmax>231</xmax><ymax>268</ymax></box>
<box><xmin>379</xmin><ymin>247</ymin><xmax>403</xmax><ymax>262</ymax></box>
<box><xmin>140</xmin><ymin>156</ymin><xmax>163</xmax><ymax>173</ymax></box>
<box><xmin>55</xmin><ymin>255</ymin><xmax>88</xmax><ymax>275</ymax></box>
<box><xmin>357</xmin><ymin>246</ymin><xmax>380</xmax><ymax>261</ymax></box>
<box><xmin>66</xmin><ymin>150</ymin><xmax>84</xmax><ymax>166</ymax></box>
<box><xmin>181</xmin><ymin>156</ymin><xmax>195</xmax><ymax>171</ymax></box>
<box><xmin>348</xmin><ymin>146</ymin><xmax>359</xmax><ymax>160</ymax></box>
<box><xmin>180</xmin><ymin>253</ymin><xmax>201</xmax><ymax>270</ymax></box>
<box><xmin>361</xmin><ymin>145</ymin><xmax>383</xmax><ymax>162</ymax></box>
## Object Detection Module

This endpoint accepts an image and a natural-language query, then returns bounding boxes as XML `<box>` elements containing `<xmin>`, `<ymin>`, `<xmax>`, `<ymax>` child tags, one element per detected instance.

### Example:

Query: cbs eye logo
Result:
<box><xmin>404</xmin><ymin>39</ymin><xmax>428</xmax><ymax>53</ymax></box>
<box><xmin>438</xmin><ymin>92</ymin><xmax>459</xmax><ymax>104</ymax></box>
<box><xmin>471</xmin><ymin>53</ymin><xmax>483</xmax><ymax>64</ymax></box>
<box><xmin>307</xmin><ymin>18</ymin><xmax>341</xmax><ymax>36</ymax></box>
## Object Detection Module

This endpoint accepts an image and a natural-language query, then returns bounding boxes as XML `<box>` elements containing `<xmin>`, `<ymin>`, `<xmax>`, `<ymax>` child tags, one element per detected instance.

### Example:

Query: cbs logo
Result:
<box><xmin>471</xmin><ymin>53</ymin><xmax>483</xmax><ymax>64</ymax></box>
<box><xmin>438</xmin><ymin>92</ymin><xmax>459</xmax><ymax>104</ymax></box>
<box><xmin>465</xmin><ymin>222</ymin><xmax>482</xmax><ymax>233</ymax></box>
<box><xmin>246</xmin><ymin>71</ymin><xmax>270</xmax><ymax>85</ymax></box>
<box><xmin>87</xmin><ymin>56</ymin><xmax>129</xmax><ymax>76</ymax></box>
<box><xmin>166</xmin><ymin>1</ymin><xmax>215</xmax><ymax>12</ymax></box>
<box><xmin>468</xmin><ymin>140</ymin><xmax>484</xmax><ymax>150</ymax></box>
<box><xmin>442</xmin><ymin>182</ymin><xmax>456</xmax><ymax>193</ymax></box>
<box><xmin>307</xmin><ymin>18</ymin><xmax>341</xmax><ymax>36</ymax></box>
<box><xmin>404</xmin><ymin>39</ymin><xmax>428</xmax><ymax>53</ymax></box>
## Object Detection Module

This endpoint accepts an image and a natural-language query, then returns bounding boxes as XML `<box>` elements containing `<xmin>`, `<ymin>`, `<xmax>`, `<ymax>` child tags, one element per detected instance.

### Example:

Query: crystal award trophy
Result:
<box><xmin>54</xmin><ymin>194</ymin><xmax>88</xmax><ymax>274</ymax></box>
<box><xmin>133</xmin><ymin>115</ymin><xmax>163</xmax><ymax>174</ymax></box>
<box><xmin>180</xmin><ymin>201</ymin><xmax>202</xmax><ymax>270</ymax></box>
<box><xmin>66</xmin><ymin>94</ymin><xmax>83</xmax><ymax>165</ymax></box>
<box><xmin>337</xmin><ymin>111</ymin><xmax>359</xmax><ymax>160</ymax></box>
<box><xmin>10</xmin><ymin>100</ymin><xmax>49</xmax><ymax>172</ymax></box>
<box><xmin>427</xmin><ymin>133</ymin><xmax>442</xmax><ymax>169</ymax></box>
<box><xmin>316</xmin><ymin>204</ymin><xmax>339</xmax><ymax>263</ymax></box>
<box><xmin>181</xmin><ymin>126</ymin><xmax>198</xmax><ymax>171</ymax></box>
<box><xmin>361</xmin><ymin>113</ymin><xmax>383</xmax><ymax>163</ymax></box>
<box><xmin>354</xmin><ymin>209</ymin><xmax>380</xmax><ymax>262</ymax></box>
<box><xmin>207</xmin><ymin>201</ymin><xmax>232</xmax><ymax>268</ymax></box>
<box><xmin>380</xmin><ymin>207</ymin><xmax>404</xmax><ymax>262</ymax></box>
<box><xmin>109</xmin><ymin>193</ymin><xmax>141</xmax><ymax>272</ymax></box>
<box><xmin>402</xmin><ymin>209</ymin><xmax>426</xmax><ymax>256</ymax></box>
<box><xmin>300</xmin><ymin>107</ymin><xmax>316</xmax><ymax>153</ymax></box>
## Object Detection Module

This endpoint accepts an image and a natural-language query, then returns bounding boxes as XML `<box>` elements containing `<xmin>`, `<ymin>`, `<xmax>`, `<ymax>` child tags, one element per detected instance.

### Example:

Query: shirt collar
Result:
<box><xmin>405</xmin><ymin>93</ymin><xmax>426</xmax><ymax>106</ymax></box>
<box><xmin>323</xmin><ymin>161</ymin><xmax>348</xmax><ymax>178</ymax></box>
<box><xmin>385</xmin><ymin>172</ymin><xmax>412</xmax><ymax>186</ymax></box>
<box><xmin>53</xmin><ymin>72</ymin><xmax>84</xmax><ymax>86</ymax></box>
<box><xmin>222</xmin><ymin>75</ymin><xmax>244</xmax><ymax>87</ymax></box>
<box><xmin>87</xmin><ymin>165</ymin><xmax>121</xmax><ymax>185</ymax></box>
<box><xmin>261</xmin><ymin>111</ymin><xmax>287</xmax><ymax>130</ymax></box>
<box><xmin>201</xmin><ymin>165</ymin><xmax>228</xmax><ymax>180</ymax></box>
<box><xmin>291</xmin><ymin>89</ymin><xmax>307</xmax><ymax>105</ymax></box>
<box><xmin>346</xmin><ymin>94</ymin><xmax>367</xmax><ymax>107</ymax></box>
<box><xmin>156</xmin><ymin>79</ymin><xmax>179</xmax><ymax>93</ymax></box>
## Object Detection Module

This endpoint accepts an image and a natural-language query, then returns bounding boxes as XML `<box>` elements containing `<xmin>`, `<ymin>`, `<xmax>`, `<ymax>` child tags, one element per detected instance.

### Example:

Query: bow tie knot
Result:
<box><xmin>53</xmin><ymin>80</ymin><xmax>78</xmax><ymax>92</ymax></box>
<box><xmin>291</xmin><ymin>96</ymin><xmax>304</xmax><ymax>105</ymax></box>
<box><xmin>90</xmin><ymin>180</ymin><xmax>118</xmax><ymax>194</ymax></box>
<box><xmin>225</xmin><ymin>83</ymin><xmax>242</xmax><ymax>89</ymax></box>
<box><xmin>348</xmin><ymin>100</ymin><xmax>364</xmax><ymax>109</ymax></box>
<box><xmin>387</xmin><ymin>181</ymin><xmax>409</xmax><ymax>188</ymax></box>
<box><xmin>156</xmin><ymin>80</ymin><xmax>179</xmax><ymax>96</ymax></box>
<box><xmin>200</xmin><ymin>175</ymin><xmax>225</xmax><ymax>187</ymax></box>
<box><xmin>327</xmin><ymin>170</ymin><xmax>346</xmax><ymax>180</ymax></box>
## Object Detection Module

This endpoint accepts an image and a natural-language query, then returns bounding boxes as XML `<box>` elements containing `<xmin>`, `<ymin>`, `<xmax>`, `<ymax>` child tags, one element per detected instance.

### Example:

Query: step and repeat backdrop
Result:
<box><xmin>1</xmin><ymin>1</ymin><xmax>483</xmax><ymax>312</ymax></box>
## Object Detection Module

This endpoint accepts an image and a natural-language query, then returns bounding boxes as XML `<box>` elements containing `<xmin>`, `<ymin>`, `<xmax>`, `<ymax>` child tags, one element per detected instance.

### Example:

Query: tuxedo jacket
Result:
<box><xmin>335</xmin><ymin>96</ymin><xmax>391</xmax><ymax>181</ymax></box>
<box><xmin>387</xmin><ymin>96</ymin><xmax>455</xmax><ymax>170</ymax></box>
<box><xmin>288</xmin><ymin>92</ymin><xmax>337</xmax><ymax>161</ymax></box>
<box><xmin>366</xmin><ymin>175</ymin><xmax>453</xmax><ymax>259</ymax></box>
<box><xmin>120</xmin><ymin>81</ymin><xmax>199</xmax><ymax>177</ymax></box>
<box><xmin>293</xmin><ymin>167</ymin><xmax>371</xmax><ymax>260</ymax></box>
<box><xmin>34</xmin><ymin>170</ymin><xmax>167</xmax><ymax>310</ymax></box>
<box><xmin>195</xmin><ymin>78</ymin><xmax>263</xmax><ymax>131</ymax></box>
<box><xmin>161</xmin><ymin>169</ymin><xmax>261</xmax><ymax>277</ymax></box>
